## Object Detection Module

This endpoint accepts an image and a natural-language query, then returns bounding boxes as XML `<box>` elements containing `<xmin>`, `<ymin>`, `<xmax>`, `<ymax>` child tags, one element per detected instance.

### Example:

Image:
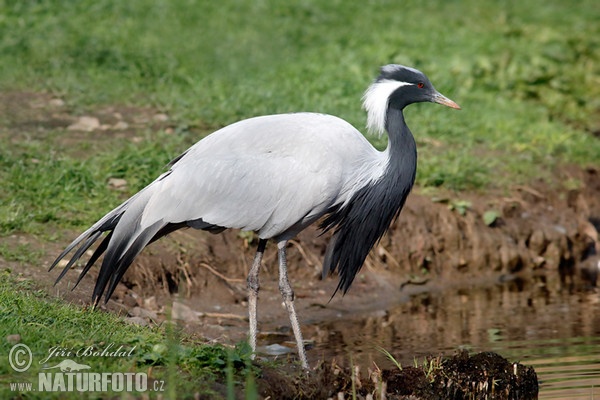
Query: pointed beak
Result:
<box><xmin>431</xmin><ymin>92</ymin><xmax>461</xmax><ymax>110</ymax></box>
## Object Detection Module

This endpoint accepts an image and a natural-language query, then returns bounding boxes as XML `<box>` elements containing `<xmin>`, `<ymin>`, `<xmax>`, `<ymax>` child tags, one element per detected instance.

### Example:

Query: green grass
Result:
<box><xmin>0</xmin><ymin>130</ymin><xmax>187</xmax><ymax>234</ymax></box>
<box><xmin>0</xmin><ymin>271</ymin><xmax>257</xmax><ymax>399</ymax></box>
<box><xmin>0</xmin><ymin>1</ymin><xmax>597</xmax><ymax>199</ymax></box>
<box><xmin>0</xmin><ymin>0</ymin><xmax>598</xmax><ymax>234</ymax></box>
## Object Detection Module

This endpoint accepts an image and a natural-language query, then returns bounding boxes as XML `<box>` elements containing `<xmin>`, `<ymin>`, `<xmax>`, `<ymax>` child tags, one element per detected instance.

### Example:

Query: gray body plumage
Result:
<box><xmin>51</xmin><ymin>64</ymin><xmax>460</xmax><ymax>369</ymax></box>
<box><xmin>154</xmin><ymin>113</ymin><xmax>386</xmax><ymax>239</ymax></box>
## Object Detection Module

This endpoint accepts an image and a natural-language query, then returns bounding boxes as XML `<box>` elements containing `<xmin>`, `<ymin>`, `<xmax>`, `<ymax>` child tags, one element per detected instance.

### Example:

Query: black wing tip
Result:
<box><xmin>52</xmin><ymin>256</ymin><xmax>77</xmax><ymax>286</ymax></box>
<box><xmin>48</xmin><ymin>249</ymin><xmax>73</xmax><ymax>273</ymax></box>
<box><xmin>327</xmin><ymin>285</ymin><xmax>341</xmax><ymax>304</ymax></box>
<box><xmin>90</xmin><ymin>221</ymin><xmax>164</xmax><ymax>309</ymax></box>
<box><xmin>48</xmin><ymin>260</ymin><xmax>60</xmax><ymax>273</ymax></box>
<box><xmin>52</xmin><ymin>231</ymin><xmax>108</xmax><ymax>287</ymax></box>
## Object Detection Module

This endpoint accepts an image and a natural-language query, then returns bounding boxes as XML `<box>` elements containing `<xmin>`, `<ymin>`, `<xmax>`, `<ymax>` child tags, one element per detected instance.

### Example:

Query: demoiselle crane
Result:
<box><xmin>50</xmin><ymin>65</ymin><xmax>460</xmax><ymax>369</ymax></box>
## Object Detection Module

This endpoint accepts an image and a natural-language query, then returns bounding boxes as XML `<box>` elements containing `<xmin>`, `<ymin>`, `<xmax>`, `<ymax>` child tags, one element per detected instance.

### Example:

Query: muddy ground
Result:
<box><xmin>2</xmin><ymin>92</ymin><xmax>600</xmax><ymax>398</ymax></box>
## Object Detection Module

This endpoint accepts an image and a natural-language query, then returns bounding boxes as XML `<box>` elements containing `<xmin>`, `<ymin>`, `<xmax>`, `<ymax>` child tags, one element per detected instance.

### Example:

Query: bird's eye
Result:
<box><xmin>417</xmin><ymin>82</ymin><xmax>424</xmax><ymax>89</ymax></box>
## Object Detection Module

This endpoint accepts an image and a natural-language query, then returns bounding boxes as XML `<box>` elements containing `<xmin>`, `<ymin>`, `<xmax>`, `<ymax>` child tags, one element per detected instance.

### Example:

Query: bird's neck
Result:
<box><xmin>319</xmin><ymin>107</ymin><xmax>418</xmax><ymax>294</ymax></box>
<box><xmin>384</xmin><ymin>108</ymin><xmax>417</xmax><ymax>186</ymax></box>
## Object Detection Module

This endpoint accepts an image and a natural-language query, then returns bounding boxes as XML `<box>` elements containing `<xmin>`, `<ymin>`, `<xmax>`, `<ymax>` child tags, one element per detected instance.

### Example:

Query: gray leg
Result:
<box><xmin>277</xmin><ymin>240</ymin><xmax>309</xmax><ymax>369</ymax></box>
<box><xmin>247</xmin><ymin>239</ymin><xmax>267</xmax><ymax>359</ymax></box>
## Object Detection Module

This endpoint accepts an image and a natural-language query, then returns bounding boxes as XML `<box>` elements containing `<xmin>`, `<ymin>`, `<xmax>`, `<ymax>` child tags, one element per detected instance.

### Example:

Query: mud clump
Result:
<box><xmin>430</xmin><ymin>351</ymin><xmax>538</xmax><ymax>400</ymax></box>
<box><xmin>257</xmin><ymin>350</ymin><xmax>538</xmax><ymax>400</ymax></box>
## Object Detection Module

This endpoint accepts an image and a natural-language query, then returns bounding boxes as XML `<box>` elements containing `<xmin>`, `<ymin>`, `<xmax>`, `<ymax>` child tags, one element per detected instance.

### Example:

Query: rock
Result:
<box><xmin>553</xmin><ymin>224</ymin><xmax>567</xmax><ymax>235</ymax></box>
<box><xmin>67</xmin><ymin>116</ymin><xmax>100</xmax><ymax>132</ymax></box>
<box><xmin>579</xmin><ymin>256</ymin><xmax>600</xmax><ymax>288</ymax></box>
<box><xmin>144</xmin><ymin>296</ymin><xmax>159</xmax><ymax>311</ymax></box>
<box><xmin>113</xmin><ymin>121</ymin><xmax>129</xmax><ymax>130</ymax></box>
<box><xmin>528</xmin><ymin>229</ymin><xmax>548</xmax><ymax>254</ymax></box>
<box><xmin>153</xmin><ymin>113</ymin><xmax>168</xmax><ymax>122</ymax></box>
<box><xmin>499</xmin><ymin>243</ymin><xmax>523</xmax><ymax>272</ymax></box>
<box><xmin>128</xmin><ymin>306</ymin><xmax>158</xmax><ymax>321</ymax></box>
<box><xmin>107</xmin><ymin>178</ymin><xmax>127</xmax><ymax>190</ymax></box>
<box><xmin>125</xmin><ymin>317</ymin><xmax>149</xmax><ymax>326</ymax></box>
<box><xmin>48</xmin><ymin>98</ymin><xmax>65</xmax><ymax>107</ymax></box>
<box><xmin>6</xmin><ymin>334</ymin><xmax>21</xmax><ymax>344</ymax></box>
<box><xmin>171</xmin><ymin>301</ymin><xmax>200</xmax><ymax>322</ymax></box>
<box><xmin>581</xmin><ymin>220</ymin><xmax>598</xmax><ymax>243</ymax></box>
<box><xmin>532</xmin><ymin>255</ymin><xmax>546</xmax><ymax>268</ymax></box>
<box><xmin>121</xmin><ymin>294</ymin><xmax>139</xmax><ymax>308</ymax></box>
<box><xmin>259</xmin><ymin>343</ymin><xmax>294</xmax><ymax>356</ymax></box>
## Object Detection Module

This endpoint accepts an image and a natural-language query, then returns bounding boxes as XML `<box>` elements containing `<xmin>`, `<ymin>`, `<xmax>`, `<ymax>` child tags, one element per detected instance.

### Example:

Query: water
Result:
<box><xmin>305</xmin><ymin>276</ymin><xmax>600</xmax><ymax>399</ymax></box>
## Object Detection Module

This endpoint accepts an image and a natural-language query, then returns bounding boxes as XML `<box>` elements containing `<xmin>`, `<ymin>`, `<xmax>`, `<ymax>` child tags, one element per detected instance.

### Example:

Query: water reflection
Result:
<box><xmin>305</xmin><ymin>276</ymin><xmax>600</xmax><ymax>399</ymax></box>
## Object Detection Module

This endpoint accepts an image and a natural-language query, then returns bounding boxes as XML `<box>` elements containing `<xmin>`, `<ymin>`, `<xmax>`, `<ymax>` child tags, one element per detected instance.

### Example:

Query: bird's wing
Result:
<box><xmin>139</xmin><ymin>113</ymin><xmax>371</xmax><ymax>239</ymax></box>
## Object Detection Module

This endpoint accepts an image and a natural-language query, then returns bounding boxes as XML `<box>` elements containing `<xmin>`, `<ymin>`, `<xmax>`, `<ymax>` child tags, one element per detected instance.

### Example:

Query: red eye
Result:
<box><xmin>417</xmin><ymin>82</ymin><xmax>424</xmax><ymax>89</ymax></box>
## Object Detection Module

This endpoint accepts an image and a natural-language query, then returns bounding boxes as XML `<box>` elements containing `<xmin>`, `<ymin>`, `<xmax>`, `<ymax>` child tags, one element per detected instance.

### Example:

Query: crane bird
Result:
<box><xmin>50</xmin><ymin>64</ymin><xmax>460</xmax><ymax>369</ymax></box>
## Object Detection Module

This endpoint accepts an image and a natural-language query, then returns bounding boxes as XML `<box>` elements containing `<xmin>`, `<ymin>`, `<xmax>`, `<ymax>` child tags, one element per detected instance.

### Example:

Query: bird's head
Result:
<box><xmin>363</xmin><ymin>64</ymin><xmax>460</xmax><ymax>136</ymax></box>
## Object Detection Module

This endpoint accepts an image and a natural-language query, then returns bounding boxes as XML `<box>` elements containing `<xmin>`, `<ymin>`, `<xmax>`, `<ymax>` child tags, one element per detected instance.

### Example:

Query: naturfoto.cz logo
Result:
<box><xmin>8</xmin><ymin>343</ymin><xmax>165</xmax><ymax>393</ymax></box>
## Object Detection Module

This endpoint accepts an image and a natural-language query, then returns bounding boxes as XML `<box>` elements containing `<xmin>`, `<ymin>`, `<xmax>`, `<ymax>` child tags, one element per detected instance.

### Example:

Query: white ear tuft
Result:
<box><xmin>362</xmin><ymin>79</ymin><xmax>411</xmax><ymax>137</ymax></box>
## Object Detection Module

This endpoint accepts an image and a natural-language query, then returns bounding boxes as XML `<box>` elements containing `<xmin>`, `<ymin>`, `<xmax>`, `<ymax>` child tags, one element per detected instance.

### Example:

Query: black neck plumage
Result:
<box><xmin>321</xmin><ymin>107</ymin><xmax>417</xmax><ymax>295</ymax></box>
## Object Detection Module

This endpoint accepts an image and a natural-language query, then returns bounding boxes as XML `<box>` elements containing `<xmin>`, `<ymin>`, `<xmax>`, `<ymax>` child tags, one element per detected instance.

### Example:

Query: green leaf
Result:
<box><xmin>483</xmin><ymin>210</ymin><xmax>500</xmax><ymax>226</ymax></box>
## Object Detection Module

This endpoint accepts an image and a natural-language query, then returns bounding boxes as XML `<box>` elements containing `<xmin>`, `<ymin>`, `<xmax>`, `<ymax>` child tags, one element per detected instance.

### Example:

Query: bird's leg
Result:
<box><xmin>277</xmin><ymin>240</ymin><xmax>309</xmax><ymax>369</ymax></box>
<box><xmin>247</xmin><ymin>238</ymin><xmax>267</xmax><ymax>359</ymax></box>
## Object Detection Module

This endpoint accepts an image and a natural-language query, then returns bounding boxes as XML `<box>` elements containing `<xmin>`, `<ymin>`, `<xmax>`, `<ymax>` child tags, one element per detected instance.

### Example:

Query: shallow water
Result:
<box><xmin>304</xmin><ymin>276</ymin><xmax>600</xmax><ymax>399</ymax></box>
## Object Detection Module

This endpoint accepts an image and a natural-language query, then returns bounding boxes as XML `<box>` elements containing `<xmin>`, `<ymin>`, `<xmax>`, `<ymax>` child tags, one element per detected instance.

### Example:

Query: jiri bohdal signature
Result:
<box><xmin>39</xmin><ymin>343</ymin><xmax>136</xmax><ymax>365</ymax></box>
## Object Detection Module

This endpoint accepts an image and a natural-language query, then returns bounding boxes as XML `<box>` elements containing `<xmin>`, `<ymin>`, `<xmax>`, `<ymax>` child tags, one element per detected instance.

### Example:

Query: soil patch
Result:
<box><xmin>257</xmin><ymin>350</ymin><xmax>538</xmax><ymax>399</ymax></box>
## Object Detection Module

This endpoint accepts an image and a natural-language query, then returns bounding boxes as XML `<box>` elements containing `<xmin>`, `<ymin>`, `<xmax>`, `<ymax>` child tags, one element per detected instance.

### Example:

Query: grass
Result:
<box><xmin>0</xmin><ymin>130</ymin><xmax>186</xmax><ymax>234</ymax></box>
<box><xmin>0</xmin><ymin>1</ymin><xmax>598</xmax><ymax>234</ymax></box>
<box><xmin>0</xmin><ymin>0</ymin><xmax>597</xmax><ymax>235</ymax></box>
<box><xmin>377</xmin><ymin>345</ymin><xmax>403</xmax><ymax>370</ymax></box>
<box><xmin>0</xmin><ymin>271</ymin><xmax>257</xmax><ymax>399</ymax></box>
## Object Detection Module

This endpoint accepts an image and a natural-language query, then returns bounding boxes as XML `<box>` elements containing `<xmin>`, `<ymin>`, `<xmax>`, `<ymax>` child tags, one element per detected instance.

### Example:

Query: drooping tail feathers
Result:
<box><xmin>50</xmin><ymin>188</ymin><xmax>153</xmax><ymax>305</ymax></box>
<box><xmin>49</xmin><ymin>185</ymin><xmax>219</xmax><ymax>306</ymax></box>
<box><xmin>50</xmin><ymin>187</ymin><xmax>175</xmax><ymax>305</ymax></box>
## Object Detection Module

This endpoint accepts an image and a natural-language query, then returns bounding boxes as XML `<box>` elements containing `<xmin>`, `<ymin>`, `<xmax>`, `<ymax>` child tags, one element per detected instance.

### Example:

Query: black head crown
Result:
<box><xmin>377</xmin><ymin>64</ymin><xmax>432</xmax><ymax>87</ymax></box>
<box><xmin>378</xmin><ymin>64</ymin><xmax>460</xmax><ymax>110</ymax></box>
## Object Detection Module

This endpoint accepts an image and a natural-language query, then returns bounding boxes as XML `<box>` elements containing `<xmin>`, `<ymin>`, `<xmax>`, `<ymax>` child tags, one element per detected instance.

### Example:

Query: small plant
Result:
<box><xmin>376</xmin><ymin>346</ymin><xmax>402</xmax><ymax>370</ymax></box>
<box><xmin>417</xmin><ymin>354</ymin><xmax>443</xmax><ymax>383</ymax></box>
<box><xmin>448</xmin><ymin>199</ymin><xmax>472</xmax><ymax>216</ymax></box>
<box><xmin>483</xmin><ymin>210</ymin><xmax>501</xmax><ymax>226</ymax></box>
